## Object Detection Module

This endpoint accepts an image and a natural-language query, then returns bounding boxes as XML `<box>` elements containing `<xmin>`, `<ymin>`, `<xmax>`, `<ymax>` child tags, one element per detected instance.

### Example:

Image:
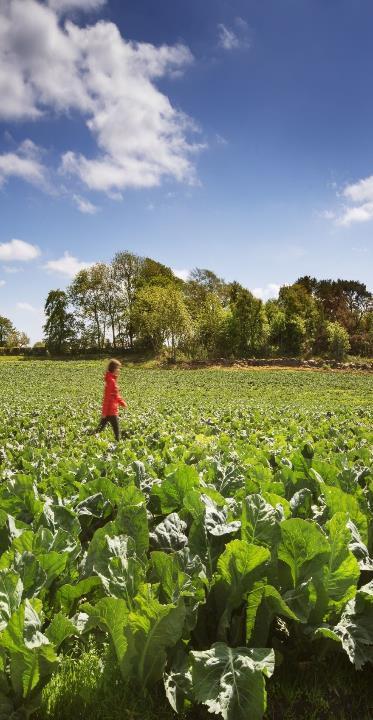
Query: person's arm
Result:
<box><xmin>114</xmin><ymin>378</ymin><xmax>127</xmax><ymax>408</ymax></box>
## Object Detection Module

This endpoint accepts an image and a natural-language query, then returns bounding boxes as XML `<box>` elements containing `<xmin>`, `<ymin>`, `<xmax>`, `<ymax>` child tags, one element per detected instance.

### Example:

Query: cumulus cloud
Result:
<box><xmin>218</xmin><ymin>17</ymin><xmax>251</xmax><ymax>51</ymax></box>
<box><xmin>44</xmin><ymin>251</ymin><xmax>92</xmax><ymax>277</ymax></box>
<box><xmin>0</xmin><ymin>239</ymin><xmax>41</xmax><ymax>261</ymax></box>
<box><xmin>252</xmin><ymin>283</ymin><xmax>280</xmax><ymax>301</ymax></box>
<box><xmin>47</xmin><ymin>0</ymin><xmax>106</xmax><ymax>13</ymax></box>
<box><xmin>73</xmin><ymin>194</ymin><xmax>99</xmax><ymax>214</ymax></box>
<box><xmin>327</xmin><ymin>174</ymin><xmax>373</xmax><ymax>226</ymax></box>
<box><xmin>0</xmin><ymin>0</ymin><xmax>201</xmax><ymax>195</ymax></box>
<box><xmin>337</xmin><ymin>203</ymin><xmax>373</xmax><ymax>227</ymax></box>
<box><xmin>0</xmin><ymin>139</ymin><xmax>48</xmax><ymax>189</ymax></box>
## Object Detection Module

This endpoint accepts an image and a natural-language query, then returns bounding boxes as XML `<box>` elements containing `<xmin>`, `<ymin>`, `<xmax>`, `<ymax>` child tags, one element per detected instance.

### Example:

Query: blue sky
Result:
<box><xmin>0</xmin><ymin>0</ymin><xmax>372</xmax><ymax>342</ymax></box>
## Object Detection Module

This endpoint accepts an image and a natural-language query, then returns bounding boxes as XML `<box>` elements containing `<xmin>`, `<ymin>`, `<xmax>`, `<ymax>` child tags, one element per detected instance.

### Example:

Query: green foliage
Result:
<box><xmin>190</xmin><ymin>643</ymin><xmax>274</xmax><ymax>720</ymax></box>
<box><xmin>326</xmin><ymin>321</ymin><xmax>350</xmax><ymax>361</ymax></box>
<box><xmin>0</xmin><ymin>361</ymin><xmax>372</xmax><ymax>719</ymax></box>
<box><xmin>43</xmin><ymin>290</ymin><xmax>76</xmax><ymax>353</ymax></box>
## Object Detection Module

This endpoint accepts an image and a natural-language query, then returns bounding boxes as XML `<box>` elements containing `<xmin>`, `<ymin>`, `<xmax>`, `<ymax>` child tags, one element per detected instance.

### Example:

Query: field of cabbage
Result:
<box><xmin>0</xmin><ymin>360</ymin><xmax>372</xmax><ymax>720</ymax></box>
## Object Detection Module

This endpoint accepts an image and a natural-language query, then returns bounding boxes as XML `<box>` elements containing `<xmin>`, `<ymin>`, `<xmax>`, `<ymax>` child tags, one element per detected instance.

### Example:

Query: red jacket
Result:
<box><xmin>102</xmin><ymin>371</ymin><xmax>127</xmax><ymax>417</ymax></box>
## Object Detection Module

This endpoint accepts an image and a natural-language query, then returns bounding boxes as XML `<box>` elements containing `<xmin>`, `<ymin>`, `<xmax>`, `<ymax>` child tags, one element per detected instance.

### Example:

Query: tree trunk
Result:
<box><xmin>111</xmin><ymin>317</ymin><xmax>116</xmax><ymax>348</ymax></box>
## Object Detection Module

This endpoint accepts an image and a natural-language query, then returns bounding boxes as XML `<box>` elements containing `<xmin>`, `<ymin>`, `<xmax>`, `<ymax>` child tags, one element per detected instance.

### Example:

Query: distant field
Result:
<box><xmin>0</xmin><ymin>361</ymin><xmax>372</xmax><ymax>720</ymax></box>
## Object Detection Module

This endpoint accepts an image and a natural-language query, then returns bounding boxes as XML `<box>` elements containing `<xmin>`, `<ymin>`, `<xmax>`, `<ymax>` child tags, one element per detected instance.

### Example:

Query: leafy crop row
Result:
<box><xmin>0</xmin><ymin>362</ymin><xmax>372</xmax><ymax>719</ymax></box>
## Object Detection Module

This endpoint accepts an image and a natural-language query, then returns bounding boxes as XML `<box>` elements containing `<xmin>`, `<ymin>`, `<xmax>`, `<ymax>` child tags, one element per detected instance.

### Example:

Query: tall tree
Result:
<box><xmin>69</xmin><ymin>264</ymin><xmax>108</xmax><ymax>349</ymax></box>
<box><xmin>43</xmin><ymin>290</ymin><xmax>76</xmax><ymax>353</ymax></box>
<box><xmin>191</xmin><ymin>292</ymin><xmax>227</xmax><ymax>358</ymax></box>
<box><xmin>134</xmin><ymin>285</ymin><xmax>191</xmax><ymax>361</ymax></box>
<box><xmin>112</xmin><ymin>251</ymin><xmax>143</xmax><ymax>348</ymax></box>
<box><xmin>189</xmin><ymin>268</ymin><xmax>228</xmax><ymax>303</ymax></box>
<box><xmin>0</xmin><ymin>316</ymin><xmax>15</xmax><ymax>347</ymax></box>
<box><xmin>228</xmin><ymin>284</ymin><xmax>268</xmax><ymax>357</ymax></box>
<box><xmin>138</xmin><ymin>257</ymin><xmax>176</xmax><ymax>288</ymax></box>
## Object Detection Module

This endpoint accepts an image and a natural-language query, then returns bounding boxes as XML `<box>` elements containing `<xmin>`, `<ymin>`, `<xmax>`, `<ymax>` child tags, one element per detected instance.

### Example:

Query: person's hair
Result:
<box><xmin>107</xmin><ymin>358</ymin><xmax>122</xmax><ymax>373</ymax></box>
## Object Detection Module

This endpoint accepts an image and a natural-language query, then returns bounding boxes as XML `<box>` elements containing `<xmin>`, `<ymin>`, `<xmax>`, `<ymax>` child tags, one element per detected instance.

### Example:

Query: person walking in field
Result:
<box><xmin>91</xmin><ymin>359</ymin><xmax>127</xmax><ymax>441</ymax></box>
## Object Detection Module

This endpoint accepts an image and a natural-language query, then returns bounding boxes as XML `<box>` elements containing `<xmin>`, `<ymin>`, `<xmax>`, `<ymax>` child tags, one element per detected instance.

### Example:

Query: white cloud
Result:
<box><xmin>0</xmin><ymin>0</ymin><xmax>201</xmax><ymax>195</ymax></box>
<box><xmin>16</xmin><ymin>301</ymin><xmax>40</xmax><ymax>313</ymax></box>
<box><xmin>218</xmin><ymin>24</ymin><xmax>241</xmax><ymax>50</ymax></box>
<box><xmin>218</xmin><ymin>17</ymin><xmax>250</xmax><ymax>51</ymax></box>
<box><xmin>44</xmin><ymin>251</ymin><xmax>92</xmax><ymax>277</ymax></box>
<box><xmin>47</xmin><ymin>0</ymin><xmax>106</xmax><ymax>13</ymax></box>
<box><xmin>317</xmin><ymin>209</ymin><xmax>336</xmax><ymax>220</ymax></box>
<box><xmin>73</xmin><ymin>194</ymin><xmax>99</xmax><ymax>214</ymax></box>
<box><xmin>215</xmin><ymin>133</ymin><xmax>228</xmax><ymax>146</ymax></box>
<box><xmin>0</xmin><ymin>139</ymin><xmax>48</xmax><ymax>189</ymax></box>
<box><xmin>337</xmin><ymin>202</ymin><xmax>373</xmax><ymax>227</ymax></box>
<box><xmin>252</xmin><ymin>283</ymin><xmax>280</xmax><ymax>301</ymax></box>
<box><xmin>343</xmin><ymin>175</ymin><xmax>373</xmax><ymax>204</ymax></box>
<box><xmin>2</xmin><ymin>265</ymin><xmax>24</xmax><ymax>273</ymax></box>
<box><xmin>330</xmin><ymin>174</ymin><xmax>373</xmax><ymax>226</ymax></box>
<box><xmin>352</xmin><ymin>246</ymin><xmax>369</xmax><ymax>253</ymax></box>
<box><xmin>0</xmin><ymin>280</ymin><xmax>6</xmax><ymax>287</ymax></box>
<box><xmin>172</xmin><ymin>268</ymin><xmax>190</xmax><ymax>281</ymax></box>
<box><xmin>0</xmin><ymin>239</ymin><xmax>40</xmax><ymax>262</ymax></box>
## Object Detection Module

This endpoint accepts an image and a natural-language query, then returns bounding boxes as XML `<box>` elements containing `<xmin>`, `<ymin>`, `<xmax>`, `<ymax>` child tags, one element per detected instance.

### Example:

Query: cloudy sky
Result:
<box><xmin>0</xmin><ymin>0</ymin><xmax>372</xmax><ymax>342</ymax></box>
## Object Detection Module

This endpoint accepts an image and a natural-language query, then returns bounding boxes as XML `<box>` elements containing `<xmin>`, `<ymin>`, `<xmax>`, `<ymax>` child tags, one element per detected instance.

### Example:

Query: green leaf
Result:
<box><xmin>290</xmin><ymin>488</ymin><xmax>313</xmax><ymax>519</ymax></box>
<box><xmin>214</xmin><ymin>541</ymin><xmax>270</xmax><ymax>642</ymax></box>
<box><xmin>149</xmin><ymin>513</ymin><xmax>188</xmax><ymax>552</ymax></box>
<box><xmin>55</xmin><ymin>577</ymin><xmax>102</xmax><ymax>614</ymax></box>
<box><xmin>37</xmin><ymin>504</ymin><xmax>81</xmax><ymax>538</ymax></box>
<box><xmin>116</xmin><ymin>485</ymin><xmax>149</xmax><ymax>556</ymax></box>
<box><xmin>319</xmin><ymin>581</ymin><xmax>373</xmax><ymax>669</ymax></box>
<box><xmin>312</xmin><ymin>513</ymin><xmax>359</xmax><ymax>622</ymax></box>
<box><xmin>82</xmin><ymin>597</ymin><xmax>129</xmax><ymax>670</ymax></box>
<box><xmin>45</xmin><ymin>613</ymin><xmax>80</xmax><ymax>649</ymax></box>
<box><xmin>152</xmin><ymin>464</ymin><xmax>200</xmax><ymax>513</ymax></box>
<box><xmin>246</xmin><ymin>582</ymin><xmax>298</xmax><ymax>646</ymax></box>
<box><xmin>0</xmin><ymin>571</ymin><xmax>23</xmax><ymax>632</ymax></box>
<box><xmin>163</xmin><ymin>648</ymin><xmax>193</xmax><ymax>713</ymax></box>
<box><xmin>346</xmin><ymin>518</ymin><xmax>373</xmax><ymax>571</ymax></box>
<box><xmin>191</xmin><ymin>643</ymin><xmax>274</xmax><ymax>720</ymax></box>
<box><xmin>278</xmin><ymin>518</ymin><xmax>330</xmax><ymax>589</ymax></box>
<box><xmin>241</xmin><ymin>495</ymin><xmax>280</xmax><ymax>549</ymax></box>
<box><xmin>0</xmin><ymin>600</ymin><xmax>59</xmax><ymax>701</ymax></box>
<box><xmin>123</xmin><ymin>585</ymin><xmax>186</xmax><ymax>687</ymax></box>
<box><xmin>322</xmin><ymin>485</ymin><xmax>368</xmax><ymax>544</ymax></box>
<box><xmin>150</xmin><ymin>550</ymin><xmax>206</xmax><ymax>634</ymax></box>
<box><xmin>189</xmin><ymin>496</ymin><xmax>240</xmax><ymax>577</ymax></box>
<box><xmin>217</xmin><ymin>540</ymin><xmax>270</xmax><ymax>599</ymax></box>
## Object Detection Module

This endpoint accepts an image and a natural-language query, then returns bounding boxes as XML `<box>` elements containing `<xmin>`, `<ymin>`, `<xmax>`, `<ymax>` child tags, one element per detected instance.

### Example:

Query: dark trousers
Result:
<box><xmin>95</xmin><ymin>415</ymin><xmax>120</xmax><ymax>441</ymax></box>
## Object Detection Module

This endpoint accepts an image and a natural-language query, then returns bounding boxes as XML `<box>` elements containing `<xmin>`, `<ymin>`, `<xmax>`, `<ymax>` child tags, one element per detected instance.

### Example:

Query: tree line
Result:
<box><xmin>1</xmin><ymin>251</ymin><xmax>372</xmax><ymax>360</ymax></box>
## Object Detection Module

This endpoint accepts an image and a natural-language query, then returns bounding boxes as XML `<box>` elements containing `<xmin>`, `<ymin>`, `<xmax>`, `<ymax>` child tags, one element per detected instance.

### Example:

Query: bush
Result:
<box><xmin>326</xmin><ymin>321</ymin><xmax>350</xmax><ymax>361</ymax></box>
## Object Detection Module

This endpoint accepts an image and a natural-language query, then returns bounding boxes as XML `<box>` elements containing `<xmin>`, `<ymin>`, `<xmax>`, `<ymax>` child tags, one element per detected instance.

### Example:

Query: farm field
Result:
<box><xmin>0</xmin><ymin>360</ymin><xmax>372</xmax><ymax>720</ymax></box>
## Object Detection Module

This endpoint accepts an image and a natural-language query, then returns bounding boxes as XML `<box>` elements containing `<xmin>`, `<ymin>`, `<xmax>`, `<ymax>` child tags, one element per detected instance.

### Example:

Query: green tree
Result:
<box><xmin>134</xmin><ymin>285</ymin><xmax>191</xmax><ymax>361</ymax></box>
<box><xmin>0</xmin><ymin>316</ymin><xmax>15</xmax><ymax>346</ymax></box>
<box><xmin>326</xmin><ymin>321</ymin><xmax>350</xmax><ymax>361</ymax></box>
<box><xmin>69</xmin><ymin>264</ymin><xmax>108</xmax><ymax>349</ymax></box>
<box><xmin>112</xmin><ymin>251</ymin><xmax>143</xmax><ymax>349</ymax></box>
<box><xmin>228</xmin><ymin>284</ymin><xmax>268</xmax><ymax>357</ymax></box>
<box><xmin>43</xmin><ymin>290</ymin><xmax>76</xmax><ymax>353</ymax></box>
<box><xmin>188</xmin><ymin>292</ymin><xmax>227</xmax><ymax>359</ymax></box>
<box><xmin>275</xmin><ymin>283</ymin><xmax>321</xmax><ymax>355</ymax></box>
<box><xmin>138</xmin><ymin>257</ymin><xmax>176</xmax><ymax>289</ymax></box>
<box><xmin>6</xmin><ymin>329</ymin><xmax>30</xmax><ymax>348</ymax></box>
<box><xmin>189</xmin><ymin>268</ymin><xmax>229</xmax><ymax>305</ymax></box>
